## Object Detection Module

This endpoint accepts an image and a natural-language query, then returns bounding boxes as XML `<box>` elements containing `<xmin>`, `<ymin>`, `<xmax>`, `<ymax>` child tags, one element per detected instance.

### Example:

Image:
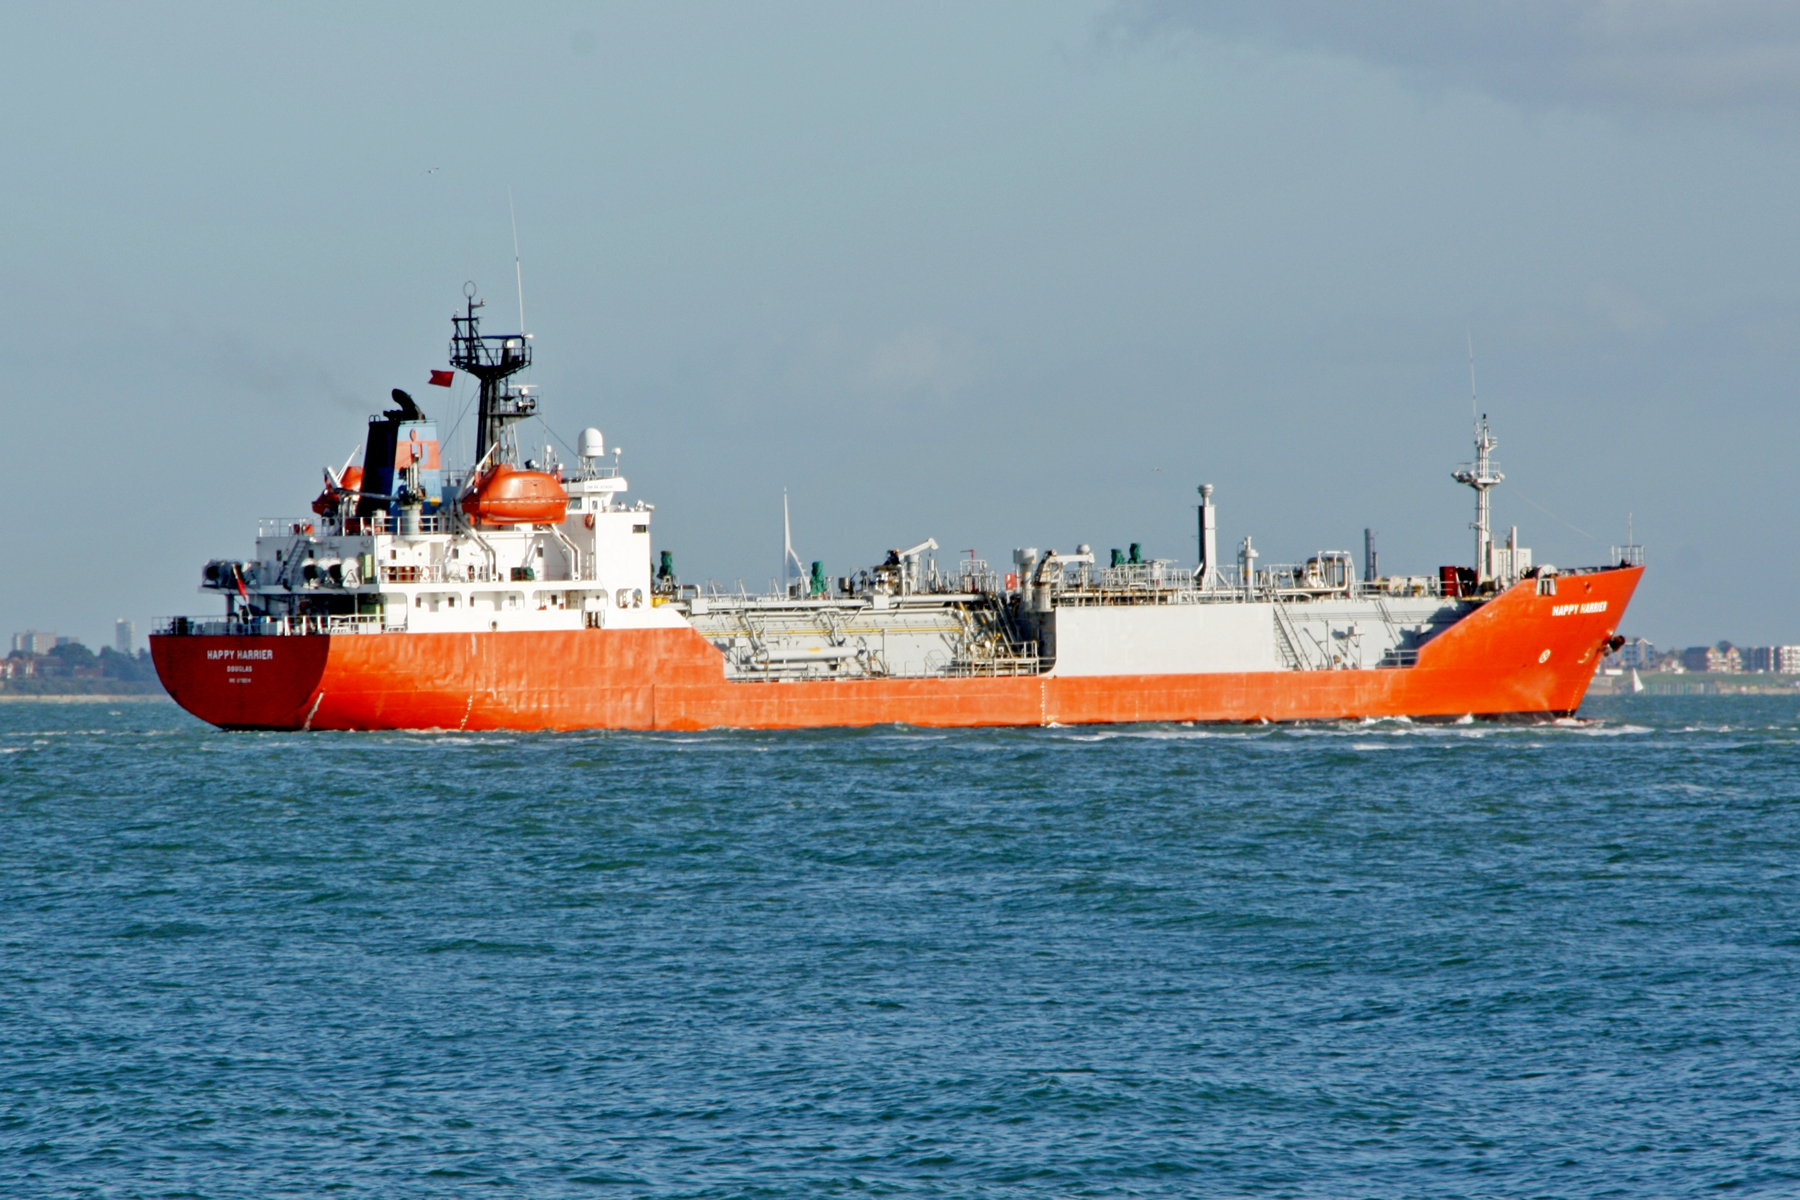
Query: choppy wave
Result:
<box><xmin>1</xmin><ymin>693</ymin><xmax>1797</xmax><ymax>1196</ymax></box>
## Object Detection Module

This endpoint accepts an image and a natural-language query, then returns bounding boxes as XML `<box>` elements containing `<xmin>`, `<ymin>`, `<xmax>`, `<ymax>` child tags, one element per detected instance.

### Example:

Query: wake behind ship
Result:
<box><xmin>152</xmin><ymin>289</ymin><xmax>1643</xmax><ymax>731</ymax></box>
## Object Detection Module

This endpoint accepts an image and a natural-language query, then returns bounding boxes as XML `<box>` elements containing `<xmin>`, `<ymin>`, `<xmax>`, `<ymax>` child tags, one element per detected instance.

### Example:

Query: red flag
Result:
<box><xmin>428</xmin><ymin>369</ymin><xmax>455</xmax><ymax>387</ymax></box>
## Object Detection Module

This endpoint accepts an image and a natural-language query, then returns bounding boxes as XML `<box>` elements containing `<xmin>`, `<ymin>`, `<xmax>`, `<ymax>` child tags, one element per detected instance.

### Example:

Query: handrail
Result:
<box><xmin>259</xmin><ymin>513</ymin><xmax>451</xmax><ymax>538</ymax></box>
<box><xmin>154</xmin><ymin>614</ymin><xmax>400</xmax><ymax>638</ymax></box>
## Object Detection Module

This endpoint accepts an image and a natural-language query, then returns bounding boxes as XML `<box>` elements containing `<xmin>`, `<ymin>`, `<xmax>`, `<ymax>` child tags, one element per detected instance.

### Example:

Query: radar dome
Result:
<box><xmin>578</xmin><ymin>427</ymin><xmax>604</xmax><ymax>459</ymax></box>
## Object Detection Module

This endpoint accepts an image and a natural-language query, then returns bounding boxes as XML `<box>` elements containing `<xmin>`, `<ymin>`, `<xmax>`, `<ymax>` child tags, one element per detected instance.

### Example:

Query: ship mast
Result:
<box><xmin>448</xmin><ymin>282</ymin><xmax>536</xmax><ymax>468</ymax></box>
<box><xmin>1450</xmin><ymin>336</ymin><xmax>1503</xmax><ymax>586</ymax></box>
<box><xmin>1452</xmin><ymin>415</ymin><xmax>1503</xmax><ymax>585</ymax></box>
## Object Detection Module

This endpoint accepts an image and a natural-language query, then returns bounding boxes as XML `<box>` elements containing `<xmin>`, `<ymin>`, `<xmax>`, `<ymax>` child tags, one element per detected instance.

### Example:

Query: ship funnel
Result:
<box><xmin>387</xmin><ymin>389</ymin><xmax>424</xmax><ymax>421</ymax></box>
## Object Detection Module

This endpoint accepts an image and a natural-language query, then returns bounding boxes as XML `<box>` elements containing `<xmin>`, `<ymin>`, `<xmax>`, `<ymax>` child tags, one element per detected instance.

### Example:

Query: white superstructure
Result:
<box><xmin>204</xmin><ymin>444</ymin><xmax>683</xmax><ymax>637</ymax></box>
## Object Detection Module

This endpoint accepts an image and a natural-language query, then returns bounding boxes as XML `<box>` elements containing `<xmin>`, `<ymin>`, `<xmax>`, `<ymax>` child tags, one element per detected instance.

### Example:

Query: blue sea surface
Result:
<box><xmin>3</xmin><ymin>695</ymin><xmax>1800</xmax><ymax>1197</ymax></box>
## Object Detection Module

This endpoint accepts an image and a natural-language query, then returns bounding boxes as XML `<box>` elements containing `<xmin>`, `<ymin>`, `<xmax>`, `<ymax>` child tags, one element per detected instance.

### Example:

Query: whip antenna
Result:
<box><xmin>508</xmin><ymin>185</ymin><xmax>526</xmax><ymax>334</ymax></box>
<box><xmin>783</xmin><ymin>490</ymin><xmax>804</xmax><ymax>591</ymax></box>
<box><xmin>1466</xmin><ymin>329</ymin><xmax>1478</xmax><ymax>429</ymax></box>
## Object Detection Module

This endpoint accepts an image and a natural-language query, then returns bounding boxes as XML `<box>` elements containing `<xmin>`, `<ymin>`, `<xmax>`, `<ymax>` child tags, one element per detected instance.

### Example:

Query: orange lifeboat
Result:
<box><xmin>311</xmin><ymin>465</ymin><xmax>364</xmax><ymax>515</ymax></box>
<box><xmin>461</xmin><ymin>465</ymin><xmax>569</xmax><ymax>526</ymax></box>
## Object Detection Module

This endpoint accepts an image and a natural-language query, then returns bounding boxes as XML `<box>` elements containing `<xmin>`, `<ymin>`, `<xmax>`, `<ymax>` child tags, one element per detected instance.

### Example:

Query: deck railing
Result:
<box><xmin>258</xmin><ymin>513</ymin><xmax>451</xmax><ymax>538</ymax></box>
<box><xmin>155</xmin><ymin>614</ymin><xmax>398</xmax><ymax>638</ymax></box>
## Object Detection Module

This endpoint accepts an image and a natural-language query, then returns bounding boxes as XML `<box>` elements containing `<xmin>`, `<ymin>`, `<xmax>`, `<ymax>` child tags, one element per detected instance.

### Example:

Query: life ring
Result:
<box><xmin>584</xmin><ymin>513</ymin><xmax>595</xmax><ymax>529</ymax></box>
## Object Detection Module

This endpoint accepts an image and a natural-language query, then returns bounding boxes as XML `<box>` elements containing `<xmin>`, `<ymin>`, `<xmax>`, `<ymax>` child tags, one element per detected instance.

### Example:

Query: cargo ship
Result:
<box><xmin>152</xmin><ymin>289</ymin><xmax>1642</xmax><ymax>731</ymax></box>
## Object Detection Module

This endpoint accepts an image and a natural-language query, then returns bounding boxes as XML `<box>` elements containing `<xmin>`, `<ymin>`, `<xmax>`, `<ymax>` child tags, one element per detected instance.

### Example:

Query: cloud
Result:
<box><xmin>1104</xmin><ymin>0</ymin><xmax>1800</xmax><ymax>114</ymax></box>
<box><xmin>866</xmin><ymin>327</ymin><xmax>975</xmax><ymax>399</ymax></box>
<box><xmin>711</xmin><ymin>323</ymin><xmax>982</xmax><ymax>421</ymax></box>
<box><xmin>1586</xmin><ymin>280</ymin><xmax>1667</xmax><ymax>337</ymax></box>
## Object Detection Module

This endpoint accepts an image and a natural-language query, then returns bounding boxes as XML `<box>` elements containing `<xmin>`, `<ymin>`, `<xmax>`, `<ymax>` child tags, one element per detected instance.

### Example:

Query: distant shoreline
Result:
<box><xmin>1589</xmin><ymin>672</ymin><xmax>1800</xmax><ymax>697</ymax></box>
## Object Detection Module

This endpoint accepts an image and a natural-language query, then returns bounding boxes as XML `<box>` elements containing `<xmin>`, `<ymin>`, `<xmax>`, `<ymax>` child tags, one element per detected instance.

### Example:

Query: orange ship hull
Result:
<box><xmin>152</xmin><ymin>567</ymin><xmax>1641</xmax><ymax>731</ymax></box>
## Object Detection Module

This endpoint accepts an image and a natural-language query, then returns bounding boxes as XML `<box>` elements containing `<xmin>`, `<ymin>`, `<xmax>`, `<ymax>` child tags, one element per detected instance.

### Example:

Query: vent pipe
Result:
<box><xmin>1196</xmin><ymin>484</ymin><xmax>1218</xmax><ymax>590</ymax></box>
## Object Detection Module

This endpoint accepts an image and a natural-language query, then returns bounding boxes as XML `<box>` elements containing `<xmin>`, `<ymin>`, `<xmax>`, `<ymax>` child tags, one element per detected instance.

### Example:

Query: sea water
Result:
<box><xmin>3</xmin><ymin>695</ymin><xmax>1799</xmax><ymax>1197</ymax></box>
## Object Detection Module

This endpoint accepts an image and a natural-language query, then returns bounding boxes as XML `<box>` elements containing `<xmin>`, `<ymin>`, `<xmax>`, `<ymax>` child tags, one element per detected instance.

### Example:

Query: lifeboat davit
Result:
<box><xmin>461</xmin><ymin>465</ymin><xmax>569</xmax><ymax>526</ymax></box>
<box><xmin>311</xmin><ymin>465</ymin><xmax>364</xmax><ymax>515</ymax></box>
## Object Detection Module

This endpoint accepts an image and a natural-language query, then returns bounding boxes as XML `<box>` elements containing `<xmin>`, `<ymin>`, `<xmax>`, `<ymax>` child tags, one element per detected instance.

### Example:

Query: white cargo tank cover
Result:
<box><xmin>1050</xmin><ymin>604</ymin><xmax>1281</xmax><ymax>676</ymax></box>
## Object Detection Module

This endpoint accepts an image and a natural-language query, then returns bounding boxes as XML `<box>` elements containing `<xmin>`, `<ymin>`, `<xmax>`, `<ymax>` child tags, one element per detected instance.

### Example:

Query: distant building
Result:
<box><xmin>1744</xmin><ymin>646</ymin><xmax>1777</xmax><ymax>673</ymax></box>
<box><xmin>54</xmin><ymin>636</ymin><xmax>78</xmax><ymax>649</ymax></box>
<box><xmin>1681</xmin><ymin>643</ymin><xmax>1742</xmax><ymax>673</ymax></box>
<box><xmin>115</xmin><ymin>619</ymin><xmax>134</xmax><ymax>655</ymax></box>
<box><xmin>10</xmin><ymin>630</ymin><xmax>54</xmax><ymax>655</ymax></box>
<box><xmin>1609</xmin><ymin>637</ymin><xmax>1656</xmax><ymax>671</ymax></box>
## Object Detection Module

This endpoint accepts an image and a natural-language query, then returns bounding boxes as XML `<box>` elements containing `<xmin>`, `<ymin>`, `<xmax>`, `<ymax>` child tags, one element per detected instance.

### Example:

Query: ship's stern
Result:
<box><xmin>151</xmin><ymin>628</ymin><xmax>332</xmax><ymax>730</ymax></box>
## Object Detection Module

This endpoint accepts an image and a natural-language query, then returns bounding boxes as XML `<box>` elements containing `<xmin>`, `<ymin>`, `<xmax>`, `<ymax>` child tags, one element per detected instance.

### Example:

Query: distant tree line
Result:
<box><xmin>1</xmin><ymin>643</ymin><xmax>164</xmax><ymax>693</ymax></box>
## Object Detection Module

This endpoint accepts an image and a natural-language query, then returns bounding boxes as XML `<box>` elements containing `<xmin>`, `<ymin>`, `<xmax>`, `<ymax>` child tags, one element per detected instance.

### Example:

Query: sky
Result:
<box><xmin>3</xmin><ymin>0</ymin><xmax>1797</xmax><ymax>649</ymax></box>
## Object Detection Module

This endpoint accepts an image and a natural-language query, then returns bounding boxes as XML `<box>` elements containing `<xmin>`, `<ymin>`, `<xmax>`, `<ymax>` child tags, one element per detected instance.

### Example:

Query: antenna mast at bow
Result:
<box><xmin>1451</xmin><ymin>335</ymin><xmax>1504</xmax><ymax>585</ymax></box>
